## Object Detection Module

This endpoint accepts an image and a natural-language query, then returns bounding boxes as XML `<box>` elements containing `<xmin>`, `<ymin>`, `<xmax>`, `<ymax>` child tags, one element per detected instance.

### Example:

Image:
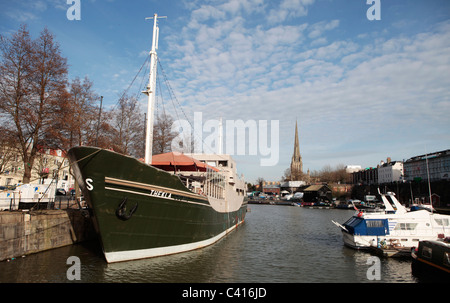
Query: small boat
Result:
<box><xmin>411</xmin><ymin>239</ymin><xmax>450</xmax><ymax>277</ymax></box>
<box><xmin>336</xmin><ymin>201</ymin><xmax>353</xmax><ymax>209</ymax></box>
<box><xmin>332</xmin><ymin>190</ymin><xmax>450</xmax><ymax>250</ymax></box>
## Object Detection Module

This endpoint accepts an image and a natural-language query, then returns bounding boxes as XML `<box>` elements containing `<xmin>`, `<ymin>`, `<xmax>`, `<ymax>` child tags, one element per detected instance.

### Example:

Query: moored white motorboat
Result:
<box><xmin>332</xmin><ymin>190</ymin><xmax>450</xmax><ymax>250</ymax></box>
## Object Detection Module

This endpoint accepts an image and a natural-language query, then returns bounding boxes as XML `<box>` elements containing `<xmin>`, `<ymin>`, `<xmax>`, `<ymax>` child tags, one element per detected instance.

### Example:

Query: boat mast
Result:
<box><xmin>143</xmin><ymin>13</ymin><xmax>166</xmax><ymax>165</ymax></box>
<box><xmin>425</xmin><ymin>148</ymin><xmax>433</xmax><ymax>212</ymax></box>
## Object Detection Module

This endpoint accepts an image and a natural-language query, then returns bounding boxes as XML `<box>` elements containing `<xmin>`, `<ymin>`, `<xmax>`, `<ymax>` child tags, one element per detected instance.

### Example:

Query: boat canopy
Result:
<box><xmin>343</xmin><ymin>216</ymin><xmax>390</xmax><ymax>236</ymax></box>
<box><xmin>151</xmin><ymin>152</ymin><xmax>219</xmax><ymax>172</ymax></box>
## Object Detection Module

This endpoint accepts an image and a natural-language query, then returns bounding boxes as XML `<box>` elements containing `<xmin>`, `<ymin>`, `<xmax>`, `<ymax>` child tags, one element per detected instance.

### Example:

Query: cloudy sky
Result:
<box><xmin>1</xmin><ymin>0</ymin><xmax>449</xmax><ymax>183</ymax></box>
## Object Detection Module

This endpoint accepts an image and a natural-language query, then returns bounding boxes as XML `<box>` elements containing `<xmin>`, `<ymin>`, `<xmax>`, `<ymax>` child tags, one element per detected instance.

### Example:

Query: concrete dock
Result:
<box><xmin>0</xmin><ymin>209</ymin><xmax>96</xmax><ymax>262</ymax></box>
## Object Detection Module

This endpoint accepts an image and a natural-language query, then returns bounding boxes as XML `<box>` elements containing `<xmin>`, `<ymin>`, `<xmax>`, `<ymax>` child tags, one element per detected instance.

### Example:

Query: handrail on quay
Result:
<box><xmin>0</xmin><ymin>196</ymin><xmax>86</xmax><ymax>212</ymax></box>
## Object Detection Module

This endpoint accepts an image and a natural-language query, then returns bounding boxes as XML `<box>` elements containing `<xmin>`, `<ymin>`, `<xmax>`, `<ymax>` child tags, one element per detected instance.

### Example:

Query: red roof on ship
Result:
<box><xmin>152</xmin><ymin>152</ymin><xmax>219</xmax><ymax>172</ymax></box>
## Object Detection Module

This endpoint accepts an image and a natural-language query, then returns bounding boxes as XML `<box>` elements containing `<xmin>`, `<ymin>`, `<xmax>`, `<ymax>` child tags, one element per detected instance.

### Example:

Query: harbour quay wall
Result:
<box><xmin>0</xmin><ymin>209</ymin><xmax>96</xmax><ymax>262</ymax></box>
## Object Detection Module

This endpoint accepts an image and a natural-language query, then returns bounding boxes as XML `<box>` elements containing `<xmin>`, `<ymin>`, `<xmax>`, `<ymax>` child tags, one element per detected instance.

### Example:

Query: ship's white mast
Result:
<box><xmin>143</xmin><ymin>13</ymin><xmax>166</xmax><ymax>165</ymax></box>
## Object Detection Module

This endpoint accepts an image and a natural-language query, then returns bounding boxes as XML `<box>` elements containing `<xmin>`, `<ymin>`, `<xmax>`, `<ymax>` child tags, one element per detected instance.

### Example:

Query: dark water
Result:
<box><xmin>0</xmin><ymin>205</ymin><xmax>433</xmax><ymax>283</ymax></box>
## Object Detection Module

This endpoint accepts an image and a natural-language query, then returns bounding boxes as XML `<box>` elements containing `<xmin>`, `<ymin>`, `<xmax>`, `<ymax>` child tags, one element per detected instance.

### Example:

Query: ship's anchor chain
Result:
<box><xmin>116</xmin><ymin>197</ymin><xmax>138</xmax><ymax>221</ymax></box>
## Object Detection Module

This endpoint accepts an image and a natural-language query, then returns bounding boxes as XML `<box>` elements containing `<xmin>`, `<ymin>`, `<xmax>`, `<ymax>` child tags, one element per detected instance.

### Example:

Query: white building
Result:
<box><xmin>345</xmin><ymin>165</ymin><xmax>362</xmax><ymax>173</ymax></box>
<box><xmin>378</xmin><ymin>158</ymin><xmax>404</xmax><ymax>184</ymax></box>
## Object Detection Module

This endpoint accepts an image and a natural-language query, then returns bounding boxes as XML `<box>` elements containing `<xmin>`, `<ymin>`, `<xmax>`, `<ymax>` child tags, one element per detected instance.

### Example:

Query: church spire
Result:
<box><xmin>290</xmin><ymin>120</ymin><xmax>303</xmax><ymax>180</ymax></box>
<box><xmin>292</xmin><ymin>120</ymin><xmax>300</xmax><ymax>161</ymax></box>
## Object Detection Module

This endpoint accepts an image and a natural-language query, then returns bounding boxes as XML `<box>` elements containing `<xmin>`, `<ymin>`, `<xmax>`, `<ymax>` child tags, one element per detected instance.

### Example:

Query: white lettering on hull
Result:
<box><xmin>149</xmin><ymin>189</ymin><xmax>172</xmax><ymax>199</ymax></box>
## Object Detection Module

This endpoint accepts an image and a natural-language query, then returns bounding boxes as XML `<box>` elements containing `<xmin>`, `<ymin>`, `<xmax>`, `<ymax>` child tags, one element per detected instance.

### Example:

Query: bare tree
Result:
<box><xmin>256</xmin><ymin>177</ymin><xmax>265</xmax><ymax>191</ymax></box>
<box><xmin>107</xmin><ymin>97</ymin><xmax>177</xmax><ymax>158</ymax></box>
<box><xmin>309</xmin><ymin>164</ymin><xmax>352</xmax><ymax>184</ymax></box>
<box><xmin>282</xmin><ymin>167</ymin><xmax>291</xmax><ymax>181</ymax></box>
<box><xmin>0</xmin><ymin>25</ymin><xmax>34</xmax><ymax>176</ymax></box>
<box><xmin>0</xmin><ymin>26</ymin><xmax>68</xmax><ymax>183</ymax></box>
<box><xmin>333</xmin><ymin>164</ymin><xmax>352</xmax><ymax>184</ymax></box>
<box><xmin>109</xmin><ymin>94</ymin><xmax>144</xmax><ymax>157</ymax></box>
<box><xmin>152</xmin><ymin>112</ymin><xmax>175</xmax><ymax>155</ymax></box>
<box><xmin>66</xmin><ymin>76</ymin><xmax>99</xmax><ymax>147</ymax></box>
<box><xmin>0</xmin><ymin>127</ymin><xmax>19</xmax><ymax>175</ymax></box>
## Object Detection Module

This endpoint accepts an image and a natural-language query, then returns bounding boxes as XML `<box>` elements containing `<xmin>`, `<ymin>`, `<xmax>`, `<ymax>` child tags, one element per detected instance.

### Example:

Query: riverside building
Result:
<box><xmin>403</xmin><ymin>149</ymin><xmax>450</xmax><ymax>182</ymax></box>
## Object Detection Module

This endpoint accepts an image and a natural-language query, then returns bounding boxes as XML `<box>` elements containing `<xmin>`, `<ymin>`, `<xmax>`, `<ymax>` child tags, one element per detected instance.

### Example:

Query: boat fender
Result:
<box><xmin>116</xmin><ymin>197</ymin><xmax>138</xmax><ymax>221</ymax></box>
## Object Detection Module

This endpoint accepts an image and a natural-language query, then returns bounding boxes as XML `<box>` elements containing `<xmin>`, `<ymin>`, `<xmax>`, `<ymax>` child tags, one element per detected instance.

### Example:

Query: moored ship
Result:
<box><xmin>68</xmin><ymin>14</ymin><xmax>247</xmax><ymax>263</ymax></box>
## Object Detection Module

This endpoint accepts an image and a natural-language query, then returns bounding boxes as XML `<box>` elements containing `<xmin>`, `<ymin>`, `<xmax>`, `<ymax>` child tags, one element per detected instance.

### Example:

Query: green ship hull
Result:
<box><xmin>68</xmin><ymin>146</ymin><xmax>247</xmax><ymax>263</ymax></box>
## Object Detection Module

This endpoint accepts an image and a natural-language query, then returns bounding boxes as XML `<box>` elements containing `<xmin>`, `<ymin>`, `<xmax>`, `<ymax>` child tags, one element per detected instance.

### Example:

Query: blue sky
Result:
<box><xmin>1</xmin><ymin>0</ymin><xmax>450</xmax><ymax>183</ymax></box>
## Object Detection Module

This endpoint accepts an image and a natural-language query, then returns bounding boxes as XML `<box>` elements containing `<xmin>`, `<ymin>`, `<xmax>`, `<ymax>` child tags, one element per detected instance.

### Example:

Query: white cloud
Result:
<box><xmin>164</xmin><ymin>2</ymin><xmax>450</xmax><ymax>181</ymax></box>
<box><xmin>100</xmin><ymin>0</ymin><xmax>448</xmax><ymax>182</ymax></box>
<box><xmin>191</xmin><ymin>5</ymin><xmax>226</xmax><ymax>22</ymax></box>
<box><xmin>5</xmin><ymin>10</ymin><xmax>38</xmax><ymax>22</ymax></box>
<box><xmin>308</xmin><ymin>19</ymin><xmax>339</xmax><ymax>39</ymax></box>
<box><xmin>269</xmin><ymin>0</ymin><xmax>315</xmax><ymax>24</ymax></box>
<box><xmin>1</xmin><ymin>0</ymin><xmax>67</xmax><ymax>22</ymax></box>
<box><xmin>171</xmin><ymin>4</ymin><xmax>449</xmax><ymax>118</ymax></box>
